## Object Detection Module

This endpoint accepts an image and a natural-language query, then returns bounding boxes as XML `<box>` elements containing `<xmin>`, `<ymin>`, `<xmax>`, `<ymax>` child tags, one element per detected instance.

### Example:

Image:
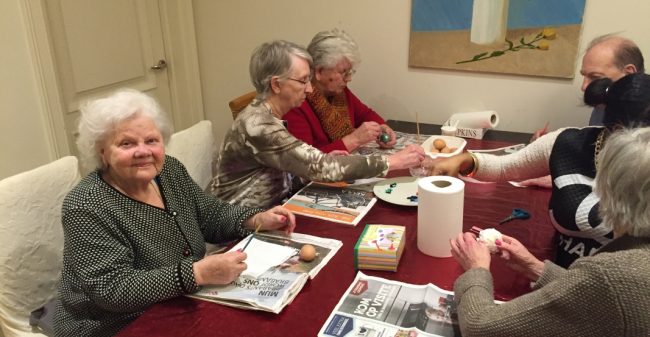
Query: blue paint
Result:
<box><xmin>411</xmin><ymin>0</ymin><xmax>586</xmax><ymax>32</ymax></box>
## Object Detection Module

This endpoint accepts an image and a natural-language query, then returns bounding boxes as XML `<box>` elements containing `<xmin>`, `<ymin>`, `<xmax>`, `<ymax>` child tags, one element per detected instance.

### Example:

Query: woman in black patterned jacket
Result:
<box><xmin>54</xmin><ymin>89</ymin><xmax>295</xmax><ymax>337</ymax></box>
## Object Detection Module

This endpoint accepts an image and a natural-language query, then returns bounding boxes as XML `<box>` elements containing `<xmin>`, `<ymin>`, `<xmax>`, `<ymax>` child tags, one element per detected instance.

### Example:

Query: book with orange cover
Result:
<box><xmin>283</xmin><ymin>181</ymin><xmax>377</xmax><ymax>226</ymax></box>
<box><xmin>354</xmin><ymin>224</ymin><xmax>406</xmax><ymax>271</ymax></box>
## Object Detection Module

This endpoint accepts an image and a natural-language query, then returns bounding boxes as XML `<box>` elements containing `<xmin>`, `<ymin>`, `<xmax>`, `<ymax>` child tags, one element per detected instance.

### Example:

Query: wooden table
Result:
<box><xmin>116</xmin><ymin>133</ymin><xmax>554</xmax><ymax>337</ymax></box>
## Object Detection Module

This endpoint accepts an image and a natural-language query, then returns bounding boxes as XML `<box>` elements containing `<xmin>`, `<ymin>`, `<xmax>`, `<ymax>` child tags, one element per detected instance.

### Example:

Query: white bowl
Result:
<box><xmin>421</xmin><ymin>135</ymin><xmax>466</xmax><ymax>159</ymax></box>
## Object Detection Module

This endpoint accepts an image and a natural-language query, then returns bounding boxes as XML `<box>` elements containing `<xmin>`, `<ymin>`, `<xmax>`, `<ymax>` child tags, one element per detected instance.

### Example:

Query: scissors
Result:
<box><xmin>498</xmin><ymin>208</ymin><xmax>530</xmax><ymax>225</ymax></box>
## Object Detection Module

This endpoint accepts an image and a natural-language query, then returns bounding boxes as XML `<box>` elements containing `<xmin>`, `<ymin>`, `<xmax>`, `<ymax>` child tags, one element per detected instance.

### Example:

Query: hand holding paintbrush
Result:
<box><xmin>240</xmin><ymin>206</ymin><xmax>297</xmax><ymax>252</ymax></box>
<box><xmin>240</xmin><ymin>217</ymin><xmax>264</xmax><ymax>252</ymax></box>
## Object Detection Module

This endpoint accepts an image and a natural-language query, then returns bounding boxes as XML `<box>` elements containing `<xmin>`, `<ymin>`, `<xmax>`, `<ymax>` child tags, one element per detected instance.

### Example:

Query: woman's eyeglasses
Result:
<box><xmin>338</xmin><ymin>68</ymin><xmax>356</xmax><ymax>79</ymax></box>
<box><xmin>287</xmin><ymin>77</ymin><xmax>311</xmax><ymax>85</ymax></box>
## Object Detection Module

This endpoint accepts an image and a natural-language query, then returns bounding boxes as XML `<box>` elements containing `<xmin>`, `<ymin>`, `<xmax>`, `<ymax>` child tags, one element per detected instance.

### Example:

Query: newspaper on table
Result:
<box><xmin>188</xmin><ymin>231</ymin><xmax>342</xmax><ymax>314</ymax></box>
<box><xmin>318</xmin><ymin>272</ymin><xmax>461</xmax><ymax>337</ymax></box>
<box><xmin>356</xmin><ymin>131</ymin><xmax>430</xmax><ymax>156</ymax></box>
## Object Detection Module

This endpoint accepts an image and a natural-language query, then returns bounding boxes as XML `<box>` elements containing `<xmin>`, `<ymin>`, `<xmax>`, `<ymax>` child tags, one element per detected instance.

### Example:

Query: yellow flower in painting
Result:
<box><xmin>542</xmin><ymin>28</ymin><xmax>557</xmax><ymax>40</ymax></box>
<box><xmin>537</xmin><ymin>40</ymin><xmax>550</xmax><ymax>50</ymax></box>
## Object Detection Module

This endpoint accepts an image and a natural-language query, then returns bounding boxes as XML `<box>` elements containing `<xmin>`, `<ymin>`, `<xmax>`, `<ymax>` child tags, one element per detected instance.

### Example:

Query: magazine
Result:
<box><xmin>189</xmin><ymin>231</ymin><xmax>342</xmax><ymax>313</ymax></box>
<box><xmin>283</xmin><ymin>181</ymin><xmax>378</xmax><ymax>226</ymax></box>
<box><xmin>318</xmin><ymin>272</ymin><xmax>461</xmax><ymax>337</ymax></box>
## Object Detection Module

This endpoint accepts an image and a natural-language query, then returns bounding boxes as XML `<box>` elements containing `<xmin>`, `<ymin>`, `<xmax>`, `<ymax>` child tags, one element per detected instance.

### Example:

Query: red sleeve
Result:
<box><xmin>284</xmin><ymin>102</ymin><xmax>348</xmax><ymax>153</ymax></box>
<box><xmin>344</xmin><ymin>88</ymin><xmax>385</xmax><ymax>127</ymax></box>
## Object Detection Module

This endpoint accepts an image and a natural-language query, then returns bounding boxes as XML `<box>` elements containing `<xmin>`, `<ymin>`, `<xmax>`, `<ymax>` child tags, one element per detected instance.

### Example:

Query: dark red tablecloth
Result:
<box><xmin>116</xmin><ymin>139</ymin><xmax>555</xmax><ymax>337</ymax></box>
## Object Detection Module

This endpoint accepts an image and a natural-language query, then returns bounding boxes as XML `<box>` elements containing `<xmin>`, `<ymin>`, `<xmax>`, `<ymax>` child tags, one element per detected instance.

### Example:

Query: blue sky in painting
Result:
<box><xmin>411</xmin><ymin>0</ymin><xmax>586</xmax><ymax>32</ymax></box>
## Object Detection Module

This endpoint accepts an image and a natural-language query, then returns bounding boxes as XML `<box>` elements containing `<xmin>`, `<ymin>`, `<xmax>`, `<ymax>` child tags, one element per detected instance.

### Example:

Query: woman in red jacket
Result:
<box><xmin>284</xmin><ymin>29</ymin><xmax>397</xmax><ymax>153</ymax></box>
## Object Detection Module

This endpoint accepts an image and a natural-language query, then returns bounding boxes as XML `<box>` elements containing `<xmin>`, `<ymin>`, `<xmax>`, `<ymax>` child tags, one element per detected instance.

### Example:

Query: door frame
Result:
<box><xmin>20</xmin><ymin>0</ymin><xmax>204</xmax><ymax>157</ymax></box>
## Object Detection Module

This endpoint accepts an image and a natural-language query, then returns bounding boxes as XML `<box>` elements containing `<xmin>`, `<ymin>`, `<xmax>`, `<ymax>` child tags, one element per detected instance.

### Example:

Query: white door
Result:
<box><xmin>43</xmin><ymin>0</ymin><xmax>173</xmax><ymax>154</ymax></box>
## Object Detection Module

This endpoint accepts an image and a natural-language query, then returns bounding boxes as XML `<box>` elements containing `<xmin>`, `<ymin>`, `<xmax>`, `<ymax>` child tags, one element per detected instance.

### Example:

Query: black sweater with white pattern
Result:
<box><xmin>54</xmin><ymin>156</ymin><xmax>259</xmax><ymax>337</ymax></box>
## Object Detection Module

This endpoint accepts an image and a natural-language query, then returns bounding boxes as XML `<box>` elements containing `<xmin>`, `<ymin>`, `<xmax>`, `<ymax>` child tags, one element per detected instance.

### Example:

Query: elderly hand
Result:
<box><xmin>192</xmin><ymin>251</ymin><xmax>247</xmax><ymax>285</ymax></box>
<box><xmin>425</xmin><ymin>152</ymin><xmax>474</xmax><ymax>176</ymax></box>
<box><xmin>247</xmin><ymin>206</ymin><xmax>296</xmax><ymax>235</ymax></box>
<box><xmin>347</xmin><ymin>121</ymin><xmax>383</xmax><ymax>148</ymax></box>
<box><xmin>387</xmin><ymin>144</ymin><xmax>425</xmax><ymax>170</ymax></box>
<box><xmin>377</xmin><ymin>124</ymin><xmax>397</xmax><ymax>148</ymax></box>
<box><xmin>450</xmin><ymin>232</ymin><xmax>491</xmax><ymax>270</ymax></box>
<box><xmin>495</xmin><ymin>234</ymin><xmax>545</xmax><ymax>281</ymax></box>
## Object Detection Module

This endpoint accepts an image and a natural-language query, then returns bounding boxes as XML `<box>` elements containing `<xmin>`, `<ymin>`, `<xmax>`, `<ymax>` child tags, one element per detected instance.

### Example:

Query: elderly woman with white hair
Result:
<box><xmin>449</xmin><ymin>126</ymin><xmax>650</xmax><ymax>336</ymax></box>
<box><xmin>210</xmin><ymin>40</ymin><xmax>424</xmax><ymax>208</ymax></box>
<box><xmin>283</xmin><ymin>29</ymin><xmax>398</xmax><ymax>153</ymax></box>
<box><xmin>54</xmin><ymin>89</ymin><xmax>296</xmax><ymax>337</ymax></box>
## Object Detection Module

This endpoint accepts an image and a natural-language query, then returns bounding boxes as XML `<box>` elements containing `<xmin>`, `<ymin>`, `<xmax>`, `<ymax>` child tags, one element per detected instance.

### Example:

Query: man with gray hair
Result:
<box><xmin>530</xmin><ymin>33</ymin><xmax>644</xmax><ymax>140</ymax></box>
<box><xmin>580</xmin><ymin>34</ymin><xmax>644</xmax><ymax>125</ymax></box>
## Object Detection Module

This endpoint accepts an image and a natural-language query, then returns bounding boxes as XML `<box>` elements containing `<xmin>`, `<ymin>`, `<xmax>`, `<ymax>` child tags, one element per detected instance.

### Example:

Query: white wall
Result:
<box><xmin>193</xmin><ymin>0</ymin><xmax>649</xmax><ymax>145</ymax></box>
<box><xmin>0</xmin><ymin>0</ymin><xmax>54</xmax><ymax>179</ymax></box>
<box><xmin>2</xmin><ymin>0</ymin><xmax>648</xmax><ymax>180</ymax></box>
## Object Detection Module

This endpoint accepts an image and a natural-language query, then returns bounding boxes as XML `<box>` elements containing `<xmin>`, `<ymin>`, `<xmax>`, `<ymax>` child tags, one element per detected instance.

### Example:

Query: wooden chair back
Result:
<box><xmin>228</xmin><ymin>91</ymin><xmax>256</xmax><ymax>120</ymax></box>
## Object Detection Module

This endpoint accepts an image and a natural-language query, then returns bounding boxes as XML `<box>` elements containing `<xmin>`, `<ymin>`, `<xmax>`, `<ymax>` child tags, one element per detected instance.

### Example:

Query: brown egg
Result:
<box><xmin>299</xmin><ymin>244</ymin><xmax>317</xmax><ymax>262</ymax></box>
<box><xmin>433</xmin><ymin>139</ymin><xmax>447</xmax><ymax>150</ymax></box>
<box><xmin>440</xmin><ymin>147</ymin><xmax>452</xmax><ymax>153</ymax></box>
<box><xmin>429</xmin><ymin>147</ymin><xmax>440</xmax><ymax>153</ymax></box>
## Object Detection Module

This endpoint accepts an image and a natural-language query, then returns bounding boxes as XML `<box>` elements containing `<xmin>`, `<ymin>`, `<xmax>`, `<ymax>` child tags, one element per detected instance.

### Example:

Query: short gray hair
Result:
<box><xmin>76</xmin><ymin>89</ymin><xmax>172</xmax><ymax>172</ymax></box>
<box><xmin>595</xmin><ymin>127</ymin><xmax>650</xmax><ymax>238</ymax></box>
<box><xmin>308</xmin><ymin>28</ymin><xmax>361</xmax><ymax>69</ymax></box>
<box><xmin>249</xmin><ymin>40</ymin><xmax>312</xmax><ymax>100</ymax></box>
<box><xmin>587</xmin><ymin>34</ymin><xmax>645</xmax><ymax>73</ymax></box>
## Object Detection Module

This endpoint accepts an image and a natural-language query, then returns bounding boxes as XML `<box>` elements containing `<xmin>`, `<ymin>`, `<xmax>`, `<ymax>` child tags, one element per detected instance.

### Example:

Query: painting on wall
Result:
<box><xmin>409</xmin><ymin>0</ymin><xmax>587</xmax><ymax>78</ymax></box>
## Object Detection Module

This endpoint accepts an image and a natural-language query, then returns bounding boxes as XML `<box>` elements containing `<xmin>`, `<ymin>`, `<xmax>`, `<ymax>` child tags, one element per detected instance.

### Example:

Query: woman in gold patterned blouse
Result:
<box><xmin>211</xmin><ymin>40</ymin><xmax>425</xmax><ymax>208</ymax></box>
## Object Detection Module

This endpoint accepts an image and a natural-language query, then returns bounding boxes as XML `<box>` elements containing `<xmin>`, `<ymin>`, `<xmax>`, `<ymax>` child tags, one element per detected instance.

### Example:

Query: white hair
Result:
<box><xmin>76</xmin><ymin>89</ymin><xmax>172</xmax><ymax>172</ymax></box>
<box><xmin>307</xmin><ymin>28</ymin><xmax>361</xmax><ymax>69</ymax></box>
<box><xmin>594</xmin><ymin>127</ymin><xmax>650</xmax><ymax>237</ymax></box>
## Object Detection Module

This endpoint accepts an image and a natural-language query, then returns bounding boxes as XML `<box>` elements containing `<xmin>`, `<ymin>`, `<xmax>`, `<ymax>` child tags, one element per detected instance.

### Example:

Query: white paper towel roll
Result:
<box><xmin>417</xmin><ymin>176</ymin><xmax>464</xmax><ymax>257</ymax></box>
<box><xmin>448</xmin><ymin>111</ymin><xmax>499</xmax><ymax>129</ymax></box>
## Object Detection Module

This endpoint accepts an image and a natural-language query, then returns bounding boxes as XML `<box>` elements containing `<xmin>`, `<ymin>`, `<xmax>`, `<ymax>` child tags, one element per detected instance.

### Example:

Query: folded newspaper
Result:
<box><xmin>188</xmin><ymin>231</ymin><xmax>342</xmax><ymax>314</ymax></box>
<box><xmin>319</xmin><ymin>272</ymin><xmax>461</xmax><ymax>337</ymax></box>
<box><xmin>356</xmin><ymin>131</ymin><xmax>430</xmax><ymax>156</ymax></box>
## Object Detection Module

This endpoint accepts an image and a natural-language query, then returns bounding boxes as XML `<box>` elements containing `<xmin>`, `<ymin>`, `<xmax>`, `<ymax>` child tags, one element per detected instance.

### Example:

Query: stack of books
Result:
<box><xmin>354</xmin><ymin>224</ymin><xmax>406</xmax><ymax>271</ymax></box>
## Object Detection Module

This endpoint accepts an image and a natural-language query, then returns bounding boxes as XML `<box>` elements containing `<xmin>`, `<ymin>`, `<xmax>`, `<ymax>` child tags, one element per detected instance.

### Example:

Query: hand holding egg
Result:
<box><xmin>476</xmin><ymin>228</ymin><xmax>503</xmax><ymax>253</ymax></box>
<box><xmin>450</xmin><ymin>230</ymin><xmax>492</xmax><ymax>271</ymax></box>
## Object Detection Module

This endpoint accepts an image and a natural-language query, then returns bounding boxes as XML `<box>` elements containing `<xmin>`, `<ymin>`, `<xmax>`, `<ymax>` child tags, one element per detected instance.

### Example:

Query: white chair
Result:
<box><xmin>166</xmin><ymin>120</ymin><xmax>215</xmax><ymax>191</ymax></box>
<box><xmin>0</xmin><ymin>156</ymin><xmax>81</xmax><ymax>337</ymax></box>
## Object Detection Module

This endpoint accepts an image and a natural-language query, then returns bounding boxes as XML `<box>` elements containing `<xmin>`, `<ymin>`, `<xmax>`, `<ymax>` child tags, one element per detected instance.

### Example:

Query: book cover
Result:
<box><xmin>354</xmin><ymin>224</ymin><xmax>406</xmax><ymax>271</ymax></box>
<box><xmin>283</xmin><ymin>182</ymin><xmax>377</xmax><ymax>226</ymax></box>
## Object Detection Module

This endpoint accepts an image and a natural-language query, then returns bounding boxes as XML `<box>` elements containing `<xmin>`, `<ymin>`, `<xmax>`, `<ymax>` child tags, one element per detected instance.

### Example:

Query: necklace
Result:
<box><xmin>594</xmin><ymin>128</ymin><xmax>607</xmax><ymax>169</ymax></box>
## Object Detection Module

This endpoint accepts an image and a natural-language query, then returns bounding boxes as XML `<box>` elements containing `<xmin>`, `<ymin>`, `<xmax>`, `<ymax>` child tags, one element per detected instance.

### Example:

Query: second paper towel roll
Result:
<box><xmin>417</xmin><ymin>176</ymin><xmax>464</xmax><ymax>257</ymax></box>
<box><xmin>448</xmin><ymin>111</ymin><xmax>499</xmax><ymax>129</ymax></box>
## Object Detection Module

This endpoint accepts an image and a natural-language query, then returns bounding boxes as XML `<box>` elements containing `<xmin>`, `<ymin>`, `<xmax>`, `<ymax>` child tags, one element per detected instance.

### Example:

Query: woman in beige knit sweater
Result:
<box><xmin>450</xmin><ymin>126</ymin><xmax>650</xmax><ymax>337</ymax></box>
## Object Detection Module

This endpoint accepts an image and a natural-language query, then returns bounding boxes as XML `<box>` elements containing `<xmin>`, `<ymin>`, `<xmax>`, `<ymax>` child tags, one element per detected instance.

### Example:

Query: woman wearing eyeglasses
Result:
<box><xmin>210</xmin><ymin>40</ymin><xmax>425</xmax><ymax>208</ymax></box>
<box><xmin>283</xmin><ymin>29</ymin><xmax>398</xmax><ymax>153</ymax></box>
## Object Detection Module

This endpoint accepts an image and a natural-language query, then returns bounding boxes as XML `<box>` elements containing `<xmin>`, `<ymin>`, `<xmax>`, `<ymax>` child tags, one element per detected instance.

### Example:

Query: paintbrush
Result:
<box><xmin>416</xmin><ymin>111</ymin><xmax>421</xmax><ymax>143</ymax></box>
<box><xmin>240</xmin><ymin>217</ymin><xmax>264</xmax><ymax>252</ymax></box>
